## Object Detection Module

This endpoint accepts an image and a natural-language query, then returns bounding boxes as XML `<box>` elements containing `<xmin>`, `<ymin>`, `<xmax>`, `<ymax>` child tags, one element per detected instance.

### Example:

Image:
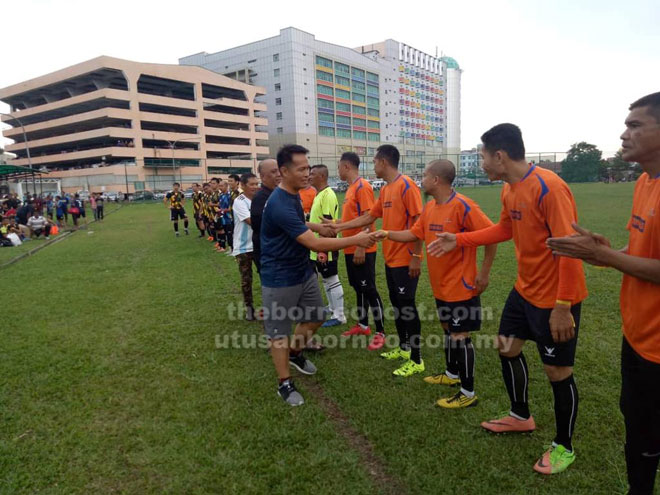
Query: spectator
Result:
<box><xmin>90</xmin><ymin>193</ymin><xmax>98</xmax><ymax>220</ymax></box>
<box><xmin>27</xmin><ymin>211</ymin><xmax>53</xmax><ymax>239</ymax></box>
<box><xmin>55</xmin><ymin>196</ymin><xmax>67</xmax><ymax>227</ymax></box>
<box><xmin>15</xmin><ymin>201</ymin><xmax>34</xmax><ymax>226</ymax></box>
<box><xmin>96</xmin><ymin>193</ymin><xmax>104</xmax><ymax>220</ymax></box>
<box><xmin>69</xmin><ymin>194</ymin><xmax>82</xmax><ymax>228</ymax></box>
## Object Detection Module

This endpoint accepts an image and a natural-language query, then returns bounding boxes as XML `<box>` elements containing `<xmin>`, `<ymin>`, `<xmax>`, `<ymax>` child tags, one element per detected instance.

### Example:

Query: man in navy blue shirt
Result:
<box><xmin>261</xmin><ymin>144</ymin><xmax>374</xmax><ymax>406</ymax></box>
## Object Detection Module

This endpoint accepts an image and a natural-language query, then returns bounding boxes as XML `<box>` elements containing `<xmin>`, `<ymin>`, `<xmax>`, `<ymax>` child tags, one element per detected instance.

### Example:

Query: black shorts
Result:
<box><xmin>385</xmin><ymin>265</ymin><xmax>419</xmax><ymax>300</ymax></box>
<box><xmin>499</xmin><ymin>288</ymin><xmax>581</xmax><ymax>366</ymax></box>
<box><xmin>345</xmin><ymin>252</ymin><xmax>377</xmax><ymax>292</ymax></box>
<box><xmin>436</xmin><ymin>296</ymin><xmax>482</xmax><ymax>333</ymax></box>
<box><xmin>315</xmin><ymin>252</ymin><xmax>339</xmax><ymax>278</ymax></box>
<box><xmin>170</xmin><ymin>208</ymin><xmax>187</xmax><ymax>221</ymax></box>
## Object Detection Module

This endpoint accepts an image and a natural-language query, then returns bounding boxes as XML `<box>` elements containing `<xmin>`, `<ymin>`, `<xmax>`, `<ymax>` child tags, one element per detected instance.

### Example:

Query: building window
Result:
<box><xmin>275</xmin><ymin>98</ymin><xmax>282</xmax><ymax>105</ymax></box>
<box><xmin>277</xmin><ymin>127</ymin><xmax>283</xmax><ymax>134</ymax></box>
<box><xmin>335</xmin><ymin>75</ymin><xmax>350</xmax><ymax>87</ymax></box>
<box><xmin>353</xmin><ymin>93</ymin><xmax>366</xmax><ymax>103</ymax></box>
<box><xmin>368</xmin><ymin>120</ymin><xmax>380</xmax><ymax>129</ymax></box>
<box><xmin>318</xmin><ymin>113</ymin><xmax>335</xmax><ymax>123</ymax></box>
<box><xmin>248</xmin><ymin>59</ymin><xmax>257</xmax><ymax>63</ymax></box>
<box><xmin>274</xmin><ymin>68</ymin><xmax>280</xmax><ymax>77</ymax></box>
<box><xmin>316</xmin><ymin>84</ymin><xmax>333</xmax><ymax>97</ymax></box>
<box><xmin>368</xmin><ymin>133</ymin><xmax>380</xmax><ymax>142</ymax></box>
<box><xmin>353</xmin><ymin>130</ymin><xmax>367</xmax><ymax>140</ymax></box>
<box><xmin>317</xmin><ymin>98</ymin><xmax>334</xmax><ymax>110</ymax></box>
<box><xmin>336</xmin><ymin>115</ymin><xmax>351</xmax><ymax>125</ymax></box>
<box><xmin>275</xmin><ymin>83</ymin><xmax>281</xmax><ymax>91</ymax></box>
<box><xmin>273</xmin><ymin>53</ymin><xmax>279</xmax><ymax>62</ymax></box>
<box><xmin>315</xmin><ymin>55</ymin><xmax>333</xmax><ymax>68</ymax></box>
<box><xmin>337</xmin><ymin>128</ymin><xmax>351</xmax><ymax>139</ymax></box>
<box><xmin>367</xmin><ymin>72</ymin><xmax>379</xmax><ymax>83</ymax></box>
<box><xmin>367</xmin><ymin>96</ymin><xmax>379</xmax><ymax>108</ymax></box>
<box><xmin>351</xmin><ymin>67</ymin><xmax>366</xmax><ymax>78</ymax></box>
<box><xmin>316</xmin><ymin>70</ymin><xmax>333</xmax><ymax>82</ymax></box>
<box><xmin>276</xmin><ymin>112</ymin><xmax>283</xmax><ymax>120</ymax></box>
<box><xmin>319</xmin><ymin>126</ymin><xmax>335</xmax><ymax>137</ymax></box>
<box><xmin>353</xmin><ymin>106</ymin><xmax>366</xmax><ymax>115</ymax></box>
<box><xmin>335</xmin><ymin>88</ymin><xmax>350</xmax><ymax>100</ymax></box>
<box><xmin>352</xmin><ymin>81</ymin><xmax>365</xmax><ymax>91</ymax></box>
<box><xmin>353</xmin><ymin>118</ymin><xmax>366</xmax><ymax>127</ymax></box>
<box><xmin>335</xmin><ymin>62</ymin><xmax>350</xmax><ymax>74</ymax></box>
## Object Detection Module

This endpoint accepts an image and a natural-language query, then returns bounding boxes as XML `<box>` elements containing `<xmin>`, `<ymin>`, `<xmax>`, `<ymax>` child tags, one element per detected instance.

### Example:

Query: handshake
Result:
<box><xmin>351</xmin><ymin>230</ymin><xmax>389</xmax><ymax>249</ymax></box>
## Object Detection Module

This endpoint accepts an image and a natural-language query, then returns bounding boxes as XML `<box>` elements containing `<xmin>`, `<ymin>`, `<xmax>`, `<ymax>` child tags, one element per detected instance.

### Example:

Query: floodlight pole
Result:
<box><xmin>1</xmin><ymin>112</ymin><xmax>35</xmax><ymax>196</ymax></box>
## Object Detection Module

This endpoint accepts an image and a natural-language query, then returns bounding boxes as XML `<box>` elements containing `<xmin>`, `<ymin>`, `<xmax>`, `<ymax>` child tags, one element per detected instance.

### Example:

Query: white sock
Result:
<box><xmin>461</xmin><ymin>387</ymin><xmax>475</xmax><ymax>398</ymax></box>
<box><xmin>322</xmin><ymin>275</ymin><xmax>345</xmax><ymax>321</ymax></box>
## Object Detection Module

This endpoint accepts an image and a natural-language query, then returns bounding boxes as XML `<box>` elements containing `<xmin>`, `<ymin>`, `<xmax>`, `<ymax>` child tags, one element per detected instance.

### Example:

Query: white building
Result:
<box><xmin>180</xmin><ymin>27</ymin><xmax>462</xmax><ymax>176</ymax></box>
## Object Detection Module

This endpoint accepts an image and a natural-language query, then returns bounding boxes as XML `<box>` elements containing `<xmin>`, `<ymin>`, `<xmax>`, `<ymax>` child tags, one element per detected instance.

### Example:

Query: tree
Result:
<box><xmin>560</xmin><ymin>142</ymin><xmax>602</xmax><ymax>183</ymax></box>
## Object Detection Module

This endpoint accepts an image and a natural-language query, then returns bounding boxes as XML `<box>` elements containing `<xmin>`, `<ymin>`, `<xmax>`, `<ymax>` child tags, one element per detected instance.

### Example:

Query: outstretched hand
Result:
<box><xmin>546</xmin><ymin>223</ymin><xmax>611</xmax><ymax>266</ymax></box>
<box><xmin>354</xmin><ymin>231</ymin><xmax>376</xmax><ymax>249</ymax></box>
<box><xmin>369</xmin><ymin>230</ymin><xmax>388</xmax><ymax>242</ymax></box>
<box><xmin>426</xmin><ymin>232</ymin><xmax>457</xmax><ymax>257</ymax></box>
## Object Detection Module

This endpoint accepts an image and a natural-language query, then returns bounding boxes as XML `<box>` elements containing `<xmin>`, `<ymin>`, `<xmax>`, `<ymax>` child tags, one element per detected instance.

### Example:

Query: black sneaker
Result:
<box><xmin>278</xmin><ymin>379</ymin><xmax>304</xmax><ymax>406</ymax></box>
<box><xmin>245</xmin><ymin>306</ymin><xmax>257</xmax><ymax>321</ymax></box>
<box><xmin>289</xmin><ymin>353</ymin><xmax>317</xmax><ymax>375</ymax></box>
<box><xmin>185</xmin><ymin>229</ymin><xmax>189</xmax><ymax>235</ymax></box>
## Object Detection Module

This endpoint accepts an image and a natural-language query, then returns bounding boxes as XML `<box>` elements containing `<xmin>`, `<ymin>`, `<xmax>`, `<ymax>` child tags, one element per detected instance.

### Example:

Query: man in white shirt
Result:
<box><xmin>232</xmin><ymin>172</ymin><xmax>260</xmax><ymax>321</ymax></box>
<box><xmin>27</xmin><ymin>211</ymin><xmax>53</xmax><ymax>239</ymax></box>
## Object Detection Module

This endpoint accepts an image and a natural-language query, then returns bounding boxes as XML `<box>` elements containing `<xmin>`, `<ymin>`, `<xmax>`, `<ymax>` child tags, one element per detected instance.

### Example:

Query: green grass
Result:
<box><xmin>0</xmin><ymin>183</ymin><xmax>635</xmax><ymax>494</ymax></box>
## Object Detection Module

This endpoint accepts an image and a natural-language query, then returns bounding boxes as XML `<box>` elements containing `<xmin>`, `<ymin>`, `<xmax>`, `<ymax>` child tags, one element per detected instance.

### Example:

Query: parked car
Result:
<box><xmin>131</xmin><ymin>190</ymin><xmax>155</xmax><ymax>201</ymax></box>
<box><xmin>153</xmin><ymin>190</ymin><xmax>167</xmax><ymax>200</ymax></box>
<box><xmin>184</xmin><ymin>188</ymin><xmax>193</xmax><ymax>199</ymax></box>
<box><xmin>370</xmin><ymin>179</ymin><xmax>385</xmax><ymax>190</ymax></box>
<box><xmin>105</xmin><ymin>192</ymin><xmax>120</xmax><ymax>202</ymax></box>
<box><xmin>332</xmin><ymin>181</ymin><xmax>348</xmax><ymax>193</ymax></box>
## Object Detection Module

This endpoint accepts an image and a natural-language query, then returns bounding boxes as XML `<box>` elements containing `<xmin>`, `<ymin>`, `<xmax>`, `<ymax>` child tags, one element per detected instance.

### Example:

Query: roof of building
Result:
<box><xmin>440</xmin><ymin>56</ymin><xmax>460</xmax><ymax>69</ymax></box>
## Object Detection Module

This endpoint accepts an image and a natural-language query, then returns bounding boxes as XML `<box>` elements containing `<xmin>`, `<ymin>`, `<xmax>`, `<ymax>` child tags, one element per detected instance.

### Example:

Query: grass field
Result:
<box><xmin>1</xmin><ymin>182</ymin><xmax>637</xmax><ymax>494</ymax></box>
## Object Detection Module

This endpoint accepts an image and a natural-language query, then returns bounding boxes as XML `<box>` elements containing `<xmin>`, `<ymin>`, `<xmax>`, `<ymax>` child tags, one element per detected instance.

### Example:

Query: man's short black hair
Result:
<box><xmin>193</xmin><ymin>183</ymin><xmax>200</xmax><ymax>187</ymax></box>
<box><xmin>340</xmin><ymin>152</ymin><xmax>360</xmax><ymax>168</ymax></box>
<box><xmin>375</xmin><ymin>145</ymin><xmax>400</xmax><ymax>168</ymax></box>
<box><xmin>630</xmin><ymin>92</ymin><xmax>660</xmax><ymax>124</ymax></box>
<box><xmin>480</xmin><ymin>123</ymin><xmax>526</xmax><ymax>161</ymax></box>
<box><xmin>310</xmin><ymin>164</ymin><xmax>328</xmax><ymax>178</ymax></box>
<box><xmin>240</xmin><ymin>172</ymin><xmax>257</xmax><ymax>185</ymax></box>
<box><xmin>173</xmin><ymin>182</ymin><xmax>180</xmax><ymax>187</ymax></box>
<box><xmin>277</xmin><ymin>144</ymin><xmax>309</xmax><ymax>168</ymax></box>
<box><xmin>210</xmin><ymin>177</ymin><xmax>219</xmax><ymax>184</ymax></box>
<box><xmin>228</xmin><ymin>174</ymin><xmax>240</xmax><ymax>182</ymax></box>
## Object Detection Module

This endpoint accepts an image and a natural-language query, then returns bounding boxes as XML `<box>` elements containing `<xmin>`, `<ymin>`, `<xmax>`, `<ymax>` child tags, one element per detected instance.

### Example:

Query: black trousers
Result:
<box><xmin>621</xmin><ymin>337</ymin><xmax>660</xmax><ymax>495</ymax></box>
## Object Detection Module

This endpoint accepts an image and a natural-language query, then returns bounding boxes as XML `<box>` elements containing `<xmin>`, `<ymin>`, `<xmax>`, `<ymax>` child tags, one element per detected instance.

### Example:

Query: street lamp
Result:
<box><xmin>0</xmin><ymin>111</ymin><xmax>35</xmax><ymax>195</ymax></box>
<box><xmin>165</xmin><ymin>136</ymin><xmax>202</xmax><ymax>185</ymax></box>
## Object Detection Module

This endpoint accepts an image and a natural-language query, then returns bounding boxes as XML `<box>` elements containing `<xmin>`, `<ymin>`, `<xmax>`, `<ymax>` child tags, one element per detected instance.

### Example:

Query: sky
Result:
<box><xmin>1</xmin><ymin>0</ymin><xmax>658</xmax><ymax>156</ymax></box>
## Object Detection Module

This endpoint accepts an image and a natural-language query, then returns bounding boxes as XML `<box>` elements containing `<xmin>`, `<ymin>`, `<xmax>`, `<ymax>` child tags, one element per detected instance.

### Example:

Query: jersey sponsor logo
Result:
<box><xmin>510</xmin><ymin>209</ymin><xmax>523</xmax><ymax>220</ymax></box>
<box><xmin>631</xmin><ymin>214</ymin><xmax>646</xmax><ymax>233</ymax></box>
<box><xmin>544</xmin><ymin>346</ymin><xmax>556</xmax><ymax>358</ymax></box>
<box><xmin>398</xmin><ymin>286</ymin><xmax>406</xmax><ymax>294</ymax></box>
<box><xmin>384</xmin><ymin>201</ymin><xmax>393</xmax><ymax>208</ymax></box>
<box><xmin>429</xmin><ymin>223</ymin><xmax>444</xmax><ymax>232</ymax></box>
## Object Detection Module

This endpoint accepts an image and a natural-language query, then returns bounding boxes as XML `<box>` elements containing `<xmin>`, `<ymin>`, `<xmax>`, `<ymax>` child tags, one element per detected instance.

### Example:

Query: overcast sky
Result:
<box><xmin>1</xmin><ymin>0</ymin><xmax>658</xmax><ymax>156</ymax></box>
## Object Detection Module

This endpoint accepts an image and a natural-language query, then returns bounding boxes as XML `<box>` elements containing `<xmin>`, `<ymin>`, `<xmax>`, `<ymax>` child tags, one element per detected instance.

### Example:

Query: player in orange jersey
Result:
<box><xmin>337</xmin><ymin>152</ymin><xmax>386</xmax><ymax>341</ymax></box>
<box><xmin>299</xmin><ymin>184</ymin><xmax>317</xmax><ymax>220</ymax></box>
<box><xmin>372</xmin><ymin>159</ymin><xmax>497</xmax><ymax>408</ymax></box>
<box><xmin>330</xmin><ymin>145</ymin><xmax>425</xmax><ymax>377</ymax></box>
<box><xmin>548</xmin><ymin>93</ymin><xmax>660</xmax><ymax>493</ymax></box>
<box><xmin>428</xmin><ymin>124</ymin><xmax>587</xmax><ymax>475</ymax></box>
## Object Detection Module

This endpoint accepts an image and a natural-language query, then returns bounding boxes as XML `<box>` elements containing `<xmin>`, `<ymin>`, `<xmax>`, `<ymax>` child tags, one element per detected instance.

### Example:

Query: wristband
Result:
<box><xmin>383</xmin><ymin>230</ymin><xmax>389</xmax><ymax>239</ymax></box>
<box><xmin>412</xmin><ymin>253</ymin><xmax>422</xmax><ymax>259</ymax></box>
<box><xmin>555</xmin><ymin>299</ymin><xmax>571</xmax><ymax>307</ymax></box>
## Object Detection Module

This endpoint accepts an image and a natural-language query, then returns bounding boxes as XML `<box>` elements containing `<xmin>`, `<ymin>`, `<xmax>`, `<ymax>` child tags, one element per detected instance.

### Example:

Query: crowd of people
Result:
<box><xmin>162</xmin><ymin>92</ymin><xmax>659</xmax><ymax>493</ymax></box>
<box><xmin>0</xmin><ymin>191</ymin><xmax>108</xmax><ymax>247</ymax></box>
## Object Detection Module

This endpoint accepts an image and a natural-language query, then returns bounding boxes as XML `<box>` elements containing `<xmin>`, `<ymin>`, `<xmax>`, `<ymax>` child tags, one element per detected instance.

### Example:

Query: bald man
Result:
<box><xmin>250</xmin><ymin>159</ymin><xmax>281</xmax><ymax>273</ymax></box>
<box><xmin>372</xmin><ymin>160</ymin><xmax>497</xmax><ymax>407</ymax></box>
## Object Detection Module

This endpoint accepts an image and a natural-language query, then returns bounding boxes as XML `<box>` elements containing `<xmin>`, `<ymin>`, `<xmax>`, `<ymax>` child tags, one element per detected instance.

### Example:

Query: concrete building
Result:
<box><xmin>180</xmin><ymin>27</ymin><xmax>462</xmax><ymax>177</ymax></box>
<box><xmin>0</xmin><ymin>56</ymin><xmax>268</xmax><ymax>193</ymax></box>
<box><xmin>458</xmin><ymin>147</ymin><xmax>481</xmax><ymax>176</ymax></box>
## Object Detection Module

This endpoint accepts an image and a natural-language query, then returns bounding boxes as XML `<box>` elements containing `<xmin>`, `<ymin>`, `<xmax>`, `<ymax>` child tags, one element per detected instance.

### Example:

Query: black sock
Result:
<box><xmin>445</xmin><ymin>330</ymin><xmax>459</xmax><ymax>377</ymax></box>
<box><xmin>357</xmin><ymin>292</ymin><xmax>369</xmax><ymax>327</ymax></box>
<box><xmin>184</xmin><ymin>219</ymin><xmax>189</xmax><ymax>229</ymax></box>
<box><xmin>173</xmin><ymin>222</ymin><xmax>179</xmax><ymax>232</ymax></box>
<box><xmin>402</xmin><ymin>300</ymin><xmax>421</xmax><ymax>364</ymax></box>
<box><xmin>367</xmin><ymin>290</ymin><xmax>385</xmax><ymax>333</ymax></box>
<box><xmin>500</xmin><ymin>353</ymin><xmax>530</xmax><ymax>419</ymax></box>
<box><xmin>455</xmin><ymin>337</ymin><xmax>475</xmax><ymax>393</ymax></box>
<box><xmin>551</xmin><ymin>374</ymin><xmax>578</xmax><ymax>452</ymax></box>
